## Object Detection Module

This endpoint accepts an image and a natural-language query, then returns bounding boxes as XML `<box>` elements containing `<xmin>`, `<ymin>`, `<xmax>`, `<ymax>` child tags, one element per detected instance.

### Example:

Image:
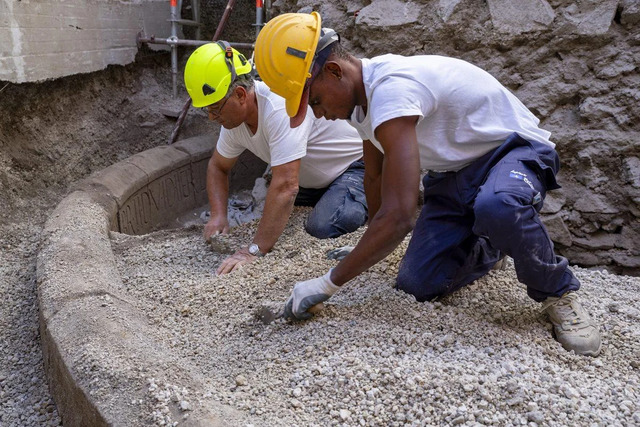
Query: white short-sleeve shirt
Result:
<box><xmin>216</xmin><ymin>81</ymin><xmax>363</xmax><ymax>188</ymax></box>
<box><xmin>348</xmin><ymin>54</ymin><xmax>554</xmax><ymax>172</ymax></box>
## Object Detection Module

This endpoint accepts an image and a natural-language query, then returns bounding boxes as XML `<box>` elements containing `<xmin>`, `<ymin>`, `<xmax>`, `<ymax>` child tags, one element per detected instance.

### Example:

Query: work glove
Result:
<box><xmin>326</xmin><ymin>245</ymin><xmax>355</xmax><ymax>261</ymax></box>
<box><xmin>283</xmin><ymin>270</ymin><xmax>340</xmax><ymax>321</ymax></box>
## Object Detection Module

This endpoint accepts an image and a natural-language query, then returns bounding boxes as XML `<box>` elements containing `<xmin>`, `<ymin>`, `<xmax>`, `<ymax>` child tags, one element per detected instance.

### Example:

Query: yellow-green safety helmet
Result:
<box><xmin>184</xmin><ymin>41</ymin><xmax>253</xmax><ymax>108</ymax></box>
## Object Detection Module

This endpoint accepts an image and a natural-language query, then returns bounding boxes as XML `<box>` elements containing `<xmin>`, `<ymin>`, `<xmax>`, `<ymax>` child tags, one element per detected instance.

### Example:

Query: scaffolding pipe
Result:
<box><xmin>168</xmin><ymin>97</ymin><xmax>192</xmax><ymax>144</ymax></box>
<box><xmin>192</xmin><ymin>0</ymin><xmax>201</xmax><ymax>40</ymax></box>
<box><xmin>151</xmin><ymin>0</ymin><xmax>257</xmax><ymax>143</ymax></box>
<box><xmin>264</xmin><ymin>0</ymin><xmax>271</xmax><ymax>22</ymax></box>
<box><xmin>170</xmin><ymin>0</ymin><xmax>179</xmax><ymax>98</ymax></box>
<box><xmin>255</xmin><ymin>0</ymin><xmax>264</xmax><ymax>38</ymax></box>
<box><xmin>213</xmin><ymin>0</ymin><xmax>237</xmax><ymax>41</ymax></box>
<box><xmin>138</xmin><ymin>34</ymin><xmax>254</xmax><ymax>49</ymax></box>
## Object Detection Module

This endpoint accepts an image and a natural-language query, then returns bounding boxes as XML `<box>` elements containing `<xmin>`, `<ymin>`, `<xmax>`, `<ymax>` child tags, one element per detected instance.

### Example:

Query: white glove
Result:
<box><xmin>326</xmin><ymin>245</ymin><xmax>355</xmax><ymax>261</ymax></box>
<box><xmin>283</xmin><ymin>270</ymin><xmax>340</xmax><ymax>320</ymax></box>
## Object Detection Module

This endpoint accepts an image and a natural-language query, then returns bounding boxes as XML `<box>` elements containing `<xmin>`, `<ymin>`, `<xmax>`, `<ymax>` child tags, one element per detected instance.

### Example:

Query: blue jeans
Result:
<box><xmin>396</xmin><ymin>133</ymin><xmax>580</xmax><ymax>302</ymax></box>
<box><xmin>295</xmin><ymin>159</ymin><xmax>368</xmax><ymax>239</ymax></box>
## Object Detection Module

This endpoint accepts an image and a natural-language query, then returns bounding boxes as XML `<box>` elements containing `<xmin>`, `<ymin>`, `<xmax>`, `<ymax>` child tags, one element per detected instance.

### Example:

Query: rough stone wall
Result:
<box><xmin>270</xmin><ymin>0</ymin><xmax>640</xmax><ymax>274</ymax></box>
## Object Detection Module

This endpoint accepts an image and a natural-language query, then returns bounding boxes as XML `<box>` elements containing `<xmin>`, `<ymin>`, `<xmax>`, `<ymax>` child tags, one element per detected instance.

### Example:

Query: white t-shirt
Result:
<box><xmin>348</xmin><ymin>54</ymin><xmax>554</xmax><ymax>172</ymax></box>
<box><xmin>216</xmin><ymin>81</ymin><xmax>363</xmax><ymax>188</ymax></box>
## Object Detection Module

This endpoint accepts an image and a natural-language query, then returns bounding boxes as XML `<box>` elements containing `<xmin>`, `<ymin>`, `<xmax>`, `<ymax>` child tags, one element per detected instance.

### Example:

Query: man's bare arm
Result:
<box><xmin>330</xmin><ymin>116</ymin><xmax>421</xmax><ymax>286</ymax></box>
<box><xmin>204</xmin><ymin>150</ymin><xmax>238</xmax><ymax>241</ymax></box>
<box><xmin>362</xmin><ymin>139</ymin><xmax>384</xmax><ymax>222</ymax></box>
<box><xmin>216</xmin><ymin>159</ymin><xmax>301</xmax><ymax>275</ymax></box>
<box><xmin>252</xmin><ymin>159</ymin><xmax>301</xmax><ymax>252</ymax></box>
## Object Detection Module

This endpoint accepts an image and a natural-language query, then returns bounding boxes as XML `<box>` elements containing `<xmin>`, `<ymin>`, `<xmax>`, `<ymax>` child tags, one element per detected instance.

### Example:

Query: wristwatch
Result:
<box><xmin>248</xmin><ymin>243</ymin><xmax>265</xmax><ymax>257</ymax></box>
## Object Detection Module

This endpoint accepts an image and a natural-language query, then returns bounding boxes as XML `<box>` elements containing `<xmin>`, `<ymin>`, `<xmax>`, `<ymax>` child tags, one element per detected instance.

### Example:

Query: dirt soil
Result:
<box><xmin>0</xmin><ymin>48</ymin><xmax>213</xmax><ymax>426</ymax></box>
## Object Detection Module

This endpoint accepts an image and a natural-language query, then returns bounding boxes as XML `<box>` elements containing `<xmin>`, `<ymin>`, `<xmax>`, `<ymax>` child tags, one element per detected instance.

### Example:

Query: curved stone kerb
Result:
<box><xmin>37</xmin><ymin>135</ymin><xmax>251</xmax><ymax>426</ymax></box>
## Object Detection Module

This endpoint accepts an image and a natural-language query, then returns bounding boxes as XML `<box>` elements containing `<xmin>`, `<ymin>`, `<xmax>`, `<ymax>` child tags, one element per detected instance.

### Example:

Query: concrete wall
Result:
<box><xmin>0</xmin><ymin>0</ymin><xmax>176</xmax><ymax>83</ymax></box>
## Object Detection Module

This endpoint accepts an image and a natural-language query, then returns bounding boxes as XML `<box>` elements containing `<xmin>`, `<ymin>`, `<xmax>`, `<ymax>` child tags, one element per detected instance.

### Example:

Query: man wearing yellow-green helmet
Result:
<box><xmin>184</xmin><ymin>41</ymin><xmax>367</xmax><ymax>275</ymax></box>
<box><xmin>254</xmin><ymin>13</ymin><xmax>601</xmax><ymax>357</ymax></box>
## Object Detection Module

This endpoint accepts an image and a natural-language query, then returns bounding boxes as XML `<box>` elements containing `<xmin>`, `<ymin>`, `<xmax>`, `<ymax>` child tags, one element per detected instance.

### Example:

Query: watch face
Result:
<box><xmin>249</xmin><ymin>243</ymin><xmax>260</xmax><ymax>255</ymax></box>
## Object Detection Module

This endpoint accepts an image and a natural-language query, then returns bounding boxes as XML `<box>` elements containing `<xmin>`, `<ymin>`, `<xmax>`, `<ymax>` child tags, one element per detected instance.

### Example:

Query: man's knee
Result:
<box><xmin>396</xmin><ymin>263</ymin><xmax>449</xmax><ymax>302</ymax></box>
<box><xmin>305</xmin><ymin>210</ymin><xmax>366</xmax><ymax>239</ymax></box>
<box><xmin>304</xmin><ymin>218</ymin><xmax>335</xmax><ymax>239</ymax></box>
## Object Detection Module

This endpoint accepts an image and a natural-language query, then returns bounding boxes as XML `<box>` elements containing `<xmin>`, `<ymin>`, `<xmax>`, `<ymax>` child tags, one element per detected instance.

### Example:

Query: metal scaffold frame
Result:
<box><xmin>136</xmin><ymin>0</ymin><xmax>271</xmax><ymax>143</ymax></box>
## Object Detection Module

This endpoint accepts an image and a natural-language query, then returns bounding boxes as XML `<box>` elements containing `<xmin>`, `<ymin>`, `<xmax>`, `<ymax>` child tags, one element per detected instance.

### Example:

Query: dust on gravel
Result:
<box><xmin>112</xmin><ymin>208</ymin><xmax>640</xmax><ymax>426</ymax></box>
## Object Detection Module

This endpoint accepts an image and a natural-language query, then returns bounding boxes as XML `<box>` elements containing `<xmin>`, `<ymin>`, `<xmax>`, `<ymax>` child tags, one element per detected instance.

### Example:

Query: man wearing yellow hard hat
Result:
<box><xmin>184</xmin><ymin>41</ymin><xmax>367</xmax><ymax>275</ymax></box>
<box><xmin>254</xmin><ymin>13</ymin><xmax>601</xmax><ymax>356</ymax></box>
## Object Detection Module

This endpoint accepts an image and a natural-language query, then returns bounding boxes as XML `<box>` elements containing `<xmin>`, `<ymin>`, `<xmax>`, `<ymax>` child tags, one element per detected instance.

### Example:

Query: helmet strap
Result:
<box><xmin>308</xmin><ymin>40</ymin><xmax>334</xmax><ymax>84</ymax></box>
<box><xmin>215</xmin><ymin>40</ymin><xmax>237</xmax><ymax>86</ymax></box>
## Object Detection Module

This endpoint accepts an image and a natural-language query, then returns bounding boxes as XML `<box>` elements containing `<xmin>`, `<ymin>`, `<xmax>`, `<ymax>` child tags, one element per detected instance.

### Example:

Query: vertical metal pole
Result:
<box><xmin>264</xmin><ymin>0</ymin><xmax>271</xmax><ymax>23</ymax></box>
<box><xmin>170</xmin><ymin>0</ymin><xmax>178</xmax><ymax>98</ymax></box>
<box><xmin>255</xmin><ymin>0</ymin><xmax>263</xmax><ymax>38</ymax></box>
<box><xmin>193</xmin><ymin>0</ymin><xmax>201</xmax><ymax>40</ymax></box>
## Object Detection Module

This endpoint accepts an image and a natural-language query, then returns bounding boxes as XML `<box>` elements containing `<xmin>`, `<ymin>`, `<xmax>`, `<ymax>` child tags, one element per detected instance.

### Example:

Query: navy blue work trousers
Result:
<box><xmin>295</xmin><ymin>159</ymin><xmax>368</xmax><ymax>239</ymax></box>
<box><xmin>396</xmin><ymin>133</ymin><xmax>580</xmax><ymax>302</ymax></box>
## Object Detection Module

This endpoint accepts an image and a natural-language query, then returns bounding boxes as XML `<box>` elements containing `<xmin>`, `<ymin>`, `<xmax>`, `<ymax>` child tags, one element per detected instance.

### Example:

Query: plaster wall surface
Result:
<box><xmin>0</xmin><ymin>0</ymin><xmax>175</xmax><ymax>83</ymax></box>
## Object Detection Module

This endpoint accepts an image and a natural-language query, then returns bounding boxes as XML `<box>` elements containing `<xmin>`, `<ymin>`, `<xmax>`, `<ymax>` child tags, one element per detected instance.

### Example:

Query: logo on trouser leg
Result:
<box><xmin>509</xmin><ymin>170</ymin><xmax>526</xmax><ymax>180</ymax></box>
<box><xmin>510</xmin><ymin>170</ymin><xmax>534</xmax><ymax>190</ymax></box>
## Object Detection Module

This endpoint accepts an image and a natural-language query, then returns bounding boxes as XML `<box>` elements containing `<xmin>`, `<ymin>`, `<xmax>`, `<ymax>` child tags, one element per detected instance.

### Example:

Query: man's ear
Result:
<box><xmin>324</xmin><ymin>61</ymin><xmax>343</xmax><ymax>80</ymax></box>
<box><xmin>234</xmin><ymin>86</ymin><xmax>248</xmax><ymax>103</ymax></box>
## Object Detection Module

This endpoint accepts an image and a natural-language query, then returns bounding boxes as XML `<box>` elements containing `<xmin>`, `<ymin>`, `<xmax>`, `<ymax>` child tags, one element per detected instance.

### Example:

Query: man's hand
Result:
<box><xmin>216</xmin><ymin>247</ymin><xmax>256</xmax><ymax>275</ymax></box>
<box><xmin>283</xmin><ymin>270</ymin><xmax>340</xmax><ymax>320</ymax></box>
<box><xmin>204</xmin><ymin>217</ymin><xmax>230</xmax><ymax>242</ymax></box>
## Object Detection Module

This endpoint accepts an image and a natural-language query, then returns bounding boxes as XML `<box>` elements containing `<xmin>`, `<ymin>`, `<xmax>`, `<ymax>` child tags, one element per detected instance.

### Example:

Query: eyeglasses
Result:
<box><xmin>202</xmin><ymin>94</ymin><xmax>231</xmax><ymax>119</ymax></box>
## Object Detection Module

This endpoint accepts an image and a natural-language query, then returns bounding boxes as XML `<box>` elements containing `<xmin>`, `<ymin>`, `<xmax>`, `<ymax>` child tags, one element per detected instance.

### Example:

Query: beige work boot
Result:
<box><xmin>542</xmin><ymin>292</ymin><xmax>602</xmax><ymax>356</ymax></box>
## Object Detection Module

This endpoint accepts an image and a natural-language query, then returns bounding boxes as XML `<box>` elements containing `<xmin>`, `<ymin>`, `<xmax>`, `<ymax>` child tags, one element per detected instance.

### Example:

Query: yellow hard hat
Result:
<box><xmin>255</xmin><ymin>12</ymin><xmax>323</xmax><ymax>122</ymax></box>
<box><xmin>184</xmin><ymin>41</ymin><xmax>253</xmax><ymax>108</ymax></box>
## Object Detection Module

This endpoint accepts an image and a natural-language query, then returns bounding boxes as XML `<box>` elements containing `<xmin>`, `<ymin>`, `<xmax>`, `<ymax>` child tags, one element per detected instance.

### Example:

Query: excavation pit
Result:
<box><xmin>37</xmin><ymin>136</ymin><xmax>640</xmax><ymax>426</ymax></box>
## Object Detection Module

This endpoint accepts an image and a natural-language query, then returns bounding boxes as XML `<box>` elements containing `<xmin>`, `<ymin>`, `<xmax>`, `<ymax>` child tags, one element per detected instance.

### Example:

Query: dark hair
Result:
<box><xmin>328</xmin><ymin>41</ymin><xmax>354</xmax><ymax>61</ymax></box>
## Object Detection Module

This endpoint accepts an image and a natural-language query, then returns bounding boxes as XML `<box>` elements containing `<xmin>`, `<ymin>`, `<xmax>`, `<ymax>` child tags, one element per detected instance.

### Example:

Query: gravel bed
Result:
<box><xmin>112</xmin><ymin>208</ymin><xmax>640</xmax><ymax>426</ymax></box>
<box><xmin>0</xmin><ymin>223</ymin><xmax>61</xmax><ymax>426</ymax></box>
